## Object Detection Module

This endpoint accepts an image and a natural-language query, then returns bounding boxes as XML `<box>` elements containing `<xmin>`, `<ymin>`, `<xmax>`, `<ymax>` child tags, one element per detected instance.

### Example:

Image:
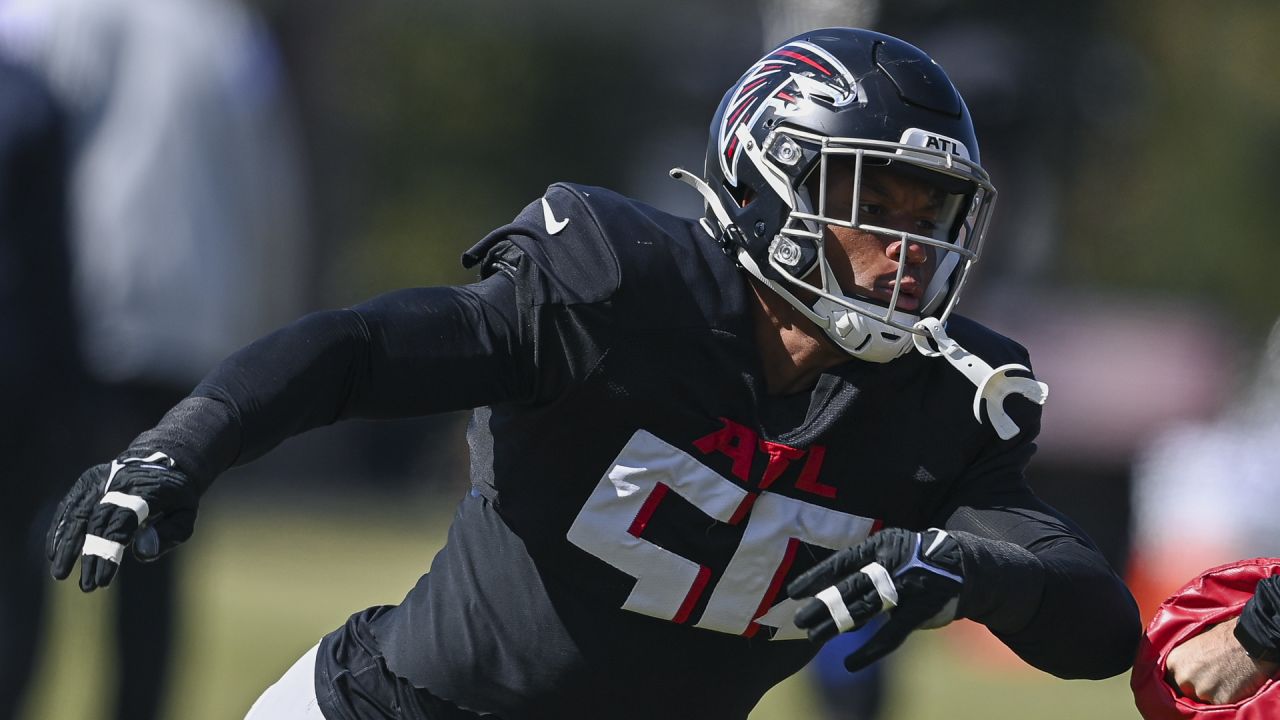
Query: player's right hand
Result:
<box><xmin>787</xmin><ymin>527</ymin><xmax>963</xmax><ymax>671</ymax></box>
<box><xmin>47</xmin><ymin>450</ymin><xmax>201</xmax><ymax>591</ymax></box>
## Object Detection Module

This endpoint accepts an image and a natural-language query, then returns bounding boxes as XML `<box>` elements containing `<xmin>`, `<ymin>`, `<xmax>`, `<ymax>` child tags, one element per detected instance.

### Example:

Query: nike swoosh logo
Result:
<box><xmin>541</xmin><ymin>197</ymin><xmax>569</xmax><ymax>235</ymax></box>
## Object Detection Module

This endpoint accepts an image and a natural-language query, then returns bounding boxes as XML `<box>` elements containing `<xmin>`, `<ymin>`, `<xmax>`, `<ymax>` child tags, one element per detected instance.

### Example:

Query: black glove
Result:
<box><xmin>47</xmin><ymin>449</ymin><xmax>201</xmax><ymax>592</ymax></box>
<box><xmin>787</xmin><ymin>527</ymin><xmax>964</xmax><ymax>671</ymax></box>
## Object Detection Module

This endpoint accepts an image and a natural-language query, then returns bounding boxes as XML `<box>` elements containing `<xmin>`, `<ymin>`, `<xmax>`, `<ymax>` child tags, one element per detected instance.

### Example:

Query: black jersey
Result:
<box><xmin>185</xmin><ymin>182</ymin><xmax>1135</xmax><ymax>719</ymax></box>
<box><xmin>320</xmin><ymin>183</ymin><xmax>1039</xmax><ymax>718</ymax></box>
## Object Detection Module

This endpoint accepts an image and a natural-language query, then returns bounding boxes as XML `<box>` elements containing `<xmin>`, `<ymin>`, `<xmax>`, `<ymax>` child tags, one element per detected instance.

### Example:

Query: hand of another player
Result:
<box><xmin>1166</xmin><ymin>616</ymin><xmax>1279</xmax><ymax>705</ymax></box>
<box><xmin>787</xmin><ymin>527</ymin><xmax>963</xmax><ymax>671</ymax></box>
<box><xmin>47</xmin><ymin>450</ymin><xmax>201</xmax><ymax>591</ymax></box>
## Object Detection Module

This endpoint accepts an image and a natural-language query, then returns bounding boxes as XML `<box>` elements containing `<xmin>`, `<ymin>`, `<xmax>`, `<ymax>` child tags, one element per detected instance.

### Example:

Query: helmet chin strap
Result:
<box><xmin>670</xmin><ymin>167</ymin><xmax>1048</xmax><ymax>440</ymax></box>
<box><xmin>807</xmin><ymin>261</ymin><xmax>916</xmax><ymax>363</ymax></box>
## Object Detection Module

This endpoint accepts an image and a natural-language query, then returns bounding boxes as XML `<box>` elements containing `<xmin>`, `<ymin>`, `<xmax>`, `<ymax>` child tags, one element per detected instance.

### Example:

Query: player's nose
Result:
<box><xmin>885</xmin><ymin>235</ymin><xmax>928</xmax><ymax>265</ymax></box>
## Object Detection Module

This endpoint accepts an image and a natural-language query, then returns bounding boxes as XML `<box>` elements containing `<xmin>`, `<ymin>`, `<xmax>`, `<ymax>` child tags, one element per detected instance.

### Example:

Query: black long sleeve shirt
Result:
<box><xmin>142</xmin><ymin>183</ymin><xmax>1139</xmax><ymax>718</ymax></box>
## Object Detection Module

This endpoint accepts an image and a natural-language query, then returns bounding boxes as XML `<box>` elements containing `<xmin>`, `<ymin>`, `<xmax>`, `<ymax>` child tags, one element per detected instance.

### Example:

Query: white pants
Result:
<box><xmin>245</xmin><ymin>642</ymin><xmax>326</xmax><ymax>719</ymax></box>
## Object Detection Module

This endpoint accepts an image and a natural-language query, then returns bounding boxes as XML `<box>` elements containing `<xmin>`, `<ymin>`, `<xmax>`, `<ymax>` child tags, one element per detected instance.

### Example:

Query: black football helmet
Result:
<box><xmin>672</xmin><ymin>27</ymin><xmax>996</xmax><ymax>363</ymax></box>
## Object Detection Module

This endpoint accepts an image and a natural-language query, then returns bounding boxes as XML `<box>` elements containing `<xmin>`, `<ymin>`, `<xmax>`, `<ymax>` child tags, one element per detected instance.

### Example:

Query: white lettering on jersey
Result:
<box><xmin>566</xmin><ymin>430</ymin><xmax>750</xmax><ymax>623</ymax></box>
<box><xmin>566</xmin><ymin>429</ymin><xmax>875</xmax><ymax>639</ymax></box>
<box><xmin>696</xmin><ymin>491</ymin><xmax>875</xmax><ymax>638</ymax></box>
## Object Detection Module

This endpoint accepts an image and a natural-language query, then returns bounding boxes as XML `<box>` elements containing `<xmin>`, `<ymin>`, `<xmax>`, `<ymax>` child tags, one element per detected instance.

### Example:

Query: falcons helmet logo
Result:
<box><xmin>718</xmin><ymin>40</ymin><xmax>863</xmax><ymax>186</ymax></box>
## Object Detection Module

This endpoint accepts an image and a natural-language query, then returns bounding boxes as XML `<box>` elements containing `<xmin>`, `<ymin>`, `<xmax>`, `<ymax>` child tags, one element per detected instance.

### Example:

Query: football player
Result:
<box><xmin>46</xmin><ymin>27</ymin><xmax>1140</xmax><ymax>719</ymax></box>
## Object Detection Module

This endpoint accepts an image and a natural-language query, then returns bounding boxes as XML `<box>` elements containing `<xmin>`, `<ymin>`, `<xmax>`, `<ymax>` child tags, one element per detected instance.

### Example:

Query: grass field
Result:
<box><xmin>22</xmin><ymin>492</ymin><xmax>1140</xmax><ymax>719</ymax></box>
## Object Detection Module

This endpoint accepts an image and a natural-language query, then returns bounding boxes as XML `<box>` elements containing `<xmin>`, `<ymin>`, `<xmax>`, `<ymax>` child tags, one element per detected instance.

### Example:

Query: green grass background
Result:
<box><xmin>21</xmin><ymin>495</ymin><xmax>1139</xmax><ymax>719</ymax></box>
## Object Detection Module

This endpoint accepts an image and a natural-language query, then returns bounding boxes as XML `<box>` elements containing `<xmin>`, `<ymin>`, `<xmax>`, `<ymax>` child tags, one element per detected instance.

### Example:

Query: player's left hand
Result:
<box><xmin>787</xmin><ymin>527</ymin><xmax>964</xmax><ymax>671</ymax></box>
<box><xmin>47</xmin><ymin>449</ymin><xmax>201</xmax><ymax>592</ymax></box>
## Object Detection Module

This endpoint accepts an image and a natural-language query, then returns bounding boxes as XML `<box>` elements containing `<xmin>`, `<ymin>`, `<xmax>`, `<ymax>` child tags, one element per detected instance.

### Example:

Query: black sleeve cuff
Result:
<box><xmin>126</xmin><ymin>395</ymin><xmax>242</xmax><ymax>491</ymax></box>
<box><xmin>1236</xmin><ymin>576</ymin><xmax>1280</xmax><ymax>662</ymax></box>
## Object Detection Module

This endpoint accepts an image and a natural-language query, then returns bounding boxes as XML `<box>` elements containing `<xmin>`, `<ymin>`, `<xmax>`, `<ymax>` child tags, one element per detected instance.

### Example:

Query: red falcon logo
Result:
<box><xmin>718</xmin><ymin>41</ymin><xmax>862</xmax><ymax>186</ymax></box>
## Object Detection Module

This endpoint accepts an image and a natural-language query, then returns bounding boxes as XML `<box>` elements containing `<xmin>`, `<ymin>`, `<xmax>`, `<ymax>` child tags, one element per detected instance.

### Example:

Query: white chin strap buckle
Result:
<box><xmin>829</xmin><ymin>308</ymin><xmax>856</xmax><ymax>338</ymax></box>
<box><xmin>912</xmin><ymin>317</ymin><xmax>1048</xmax><ymax>440</ymax></box>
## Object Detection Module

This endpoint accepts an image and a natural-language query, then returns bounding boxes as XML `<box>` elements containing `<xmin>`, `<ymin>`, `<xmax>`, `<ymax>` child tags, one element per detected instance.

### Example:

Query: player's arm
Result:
<box><xmin>1165</xmin><ymin>577</ymin><xmax>1280</xmax><ymax>704</ymax></box>
<box><xmin>1165</xmin><ymin>616</ymin><xmax>1278</xmax><ymax>704</ymax></box>
<box><xmin>930</xmin><ymin>342</ymin><xmax>1139</xmax><ymax>679</ymax></box>
<box><xmin>790</xmin><ymin>340</ymin><xmax>1138</xmax><ymax>679</ymax></box>
<box><xmin>788</xmin><ymin>458</ymin><xmax>1139</xmax><ymax>679</ymax></box>
<box><xmin>191</xmin><ymin>273</ymin><xmax>534</xmax><ymax>467</ymax></box>
<box><xmin>785</xmin><ymin>452</ymin><xmax>1141</xmax><ymax>679</ymax></box>
<box><xmin>47</xmin><ymin>271</ymin><xmax>532</xmax><ymax>591</ymax></box>
<box><xmin>939</xmin><ymin>481</ymin><xmax>1140</xmax><ymax>679</ymax></box>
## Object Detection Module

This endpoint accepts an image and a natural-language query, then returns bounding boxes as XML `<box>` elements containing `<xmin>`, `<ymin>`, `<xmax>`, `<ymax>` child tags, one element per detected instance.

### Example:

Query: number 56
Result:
<box><xmin>568</xmin><ymin>430</ymin><xmax>877</xmax><ymax>640</ymax></box>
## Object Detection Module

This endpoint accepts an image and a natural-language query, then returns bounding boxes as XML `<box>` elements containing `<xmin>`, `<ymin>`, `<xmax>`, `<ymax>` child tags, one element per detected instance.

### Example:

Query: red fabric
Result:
<box><xmin>744</xmin><ymin>537</ymin><xmax>801</xmax><ymax>639</ymax></box>
<box><xmin>627</xmin><ymin>482</ymin><xmax>669</xmax><ymax>537</ymax></box>
<box><xmin>1132</xmin><ymin>558</ymin><xmax>1280</xmax><ymax>719</ymax></box>
<box><xmin>672</xmin><ymin>565</ymin><xmax>711</xmax><ymax>625</ymax></box>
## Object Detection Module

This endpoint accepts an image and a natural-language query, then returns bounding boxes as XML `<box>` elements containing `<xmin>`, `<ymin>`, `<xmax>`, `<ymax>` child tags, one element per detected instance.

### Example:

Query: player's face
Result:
<box><xmin>816</xmin><ymin>163</ymin><xmax>947</xmax><ymax>313</ymax></box>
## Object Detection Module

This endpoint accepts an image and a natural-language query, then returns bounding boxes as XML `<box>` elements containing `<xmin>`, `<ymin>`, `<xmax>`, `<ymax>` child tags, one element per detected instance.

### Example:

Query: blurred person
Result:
<box><xmin>807</xmin><ymin>623</ymin><xmax>888</xmax><ymax>720</ymax></box>
<box><xmin>0</xmin><ymin>53</ymin><xmax>78</xmax><ymax>718</ymax></box>
<box><xmin>1145</xmin><ymin>332</ymin><xmax>1280</xmax><ymax>706</ymax></box>
<box><xmin>45</xmin><ymin>28</ymin><xmax>1137</xmax><ymax>719</ymax></box>
<box><xmin>1129</xmin><ymin>317</ymin><xmax>1280</xmax><ymax>624</ymax></box>
<box><xmin>1127</xmin><ymin>320</ymin><xmax>1280</xmax><ymax>713</ymax></box>
<box><xmin>0</xmin><ymin>0</ymin><xmax>307</xmax><ymax>717</ymax></box>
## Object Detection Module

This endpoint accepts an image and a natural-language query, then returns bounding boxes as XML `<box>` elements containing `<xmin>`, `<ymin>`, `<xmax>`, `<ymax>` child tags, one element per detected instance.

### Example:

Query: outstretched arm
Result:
<box><xmin>48</xmin><ymin>273</ymin><xmax>526</xmax><ymax>591</ymax></box>
<box><xmin>784</xmin><ymin>493</ymin><xmax>1139</xmax><ymax>680</ymax></box>
<box><xmin>787</xmin><ymin>391</ymin><xmax>1139</xmax><ymax>680</ymax></box>
<box><xmin>188</xmin><ymin>273</ymin><xmax>528</xmax><ymax>472</ymax></box>
<box><xmin>942</xmin><ymin>490</ymin><xmax>1141</xmax><ymax>680</ymax></box>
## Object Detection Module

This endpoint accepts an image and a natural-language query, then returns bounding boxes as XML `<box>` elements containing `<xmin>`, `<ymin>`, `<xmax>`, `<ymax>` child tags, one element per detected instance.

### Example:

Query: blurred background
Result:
<box><xmin>3</xmin><ymin>0</ymin><xmax>1279</xmax><ymax>718</ymax></box>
